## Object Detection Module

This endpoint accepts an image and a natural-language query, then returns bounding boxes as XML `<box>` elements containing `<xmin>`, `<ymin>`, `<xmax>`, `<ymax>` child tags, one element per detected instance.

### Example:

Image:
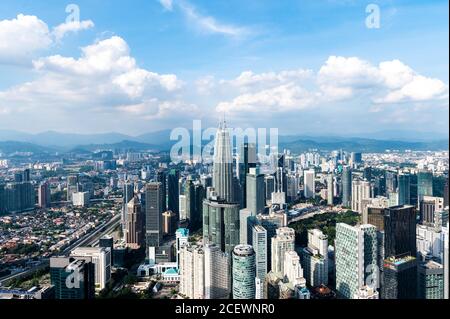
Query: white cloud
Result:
<box><xmin>217</xmin><ymin>83</ymin><xmax>317</xmax><ymax>113</ymax></box>
<box><xmin>0</xmin><ymin>14</ymin><xmax>52</xmax><ymax>62</ymax></box>
<box><xmin>0</xmin><ymin>36</ymin><xmax>183</xmax><ymax>117</ymax></box>
<box><xmin>52</xmin><ymin>20</ymin><xmax>95</xmax><ymax>41</ymax></box>
<box><xmin>159</xmin><ymin>0</ymin><xmax>174</xmax><ymax>11</ymax></box>
<box><xmin>214</xmin><ymin>56</ymin><xmax>448</xmax><ymax>115</ymax></box>
<box><xmin>159</xmin><ymin>0</ymin><xmax>250</xmax><ymax>38</ymax></box>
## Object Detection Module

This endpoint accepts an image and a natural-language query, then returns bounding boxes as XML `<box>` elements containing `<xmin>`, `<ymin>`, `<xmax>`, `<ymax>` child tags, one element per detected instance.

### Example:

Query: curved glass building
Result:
<box><xmin>232</xmin><ymin>244</ymin><xmax>256</xmax><ymax>299</ymax></box>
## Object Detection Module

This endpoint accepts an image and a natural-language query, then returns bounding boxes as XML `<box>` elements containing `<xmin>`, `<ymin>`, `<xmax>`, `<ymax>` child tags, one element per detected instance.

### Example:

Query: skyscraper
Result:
<box><xmin>303</xmin><ymin>169</ymin><xmax>315</xmax><ymax>199</ymax></box>
<box><xmin>418</xmin><ymin>259</ymin><xmax>444</xmax><ymax>299</ymax></box>
<box><xmin>382</xmin><ymin>255</ymin><xmax>417</xmax><ymax>299</ymax></box>
<box><xmin>246</xmin><ymin>167</ymin><xmax>265</xmax><ymax>215</ymax></box>
<box><xmin>238</xmin><ymin>143</ymin><xmax>257</xmax><ymax>208</ymax></box>
<box><xmin>145</xmin><ymin>182</ymin><xmax>164</xmax><ymax>264</ymax></box>
<box><xmin>203</xmin><ymin>195</ymin><xmax>240</xmax><ymax>254</ymax></box>
<box><xmin>342</xmin><ymin>166</ymin><xmax>352</xmax><ymax>207</ymax></box>
<box><xmin>351</xmin><ymin>179</ymin><xmax>371</xmax><ymax>213</ymax></box>
<box><xmin>419</xmin><ymin>196</ymin><xmax>444</xmax><ymax>227</ymax></box>
<box><xmin>167</xmin><ymin>169</ymin><xmax>180</xmax><ymax>215</ymax></box>
<box><xmin>125</xmin><ymin>196</ymin><xmax>144</xmax><ymax>249</ymax></box>
<box><xmin>156</xmin><ymin>169</ymin><xmax>167</xmax><ymax>212</ymax></box>
<box><xmin>301</xmin><ymin>229</ymin><xmax>329</xmax><ymax>287</ymax></box>
<box><xmin>204</xmin><ymin>244</ymin><xmax>231</xmax><ymax>299</ymax></box>
<box><xmin>213</xmin><ymin>120</ymin><xmax>234</xmax><ymax>202</ymax></box>
<box><xmin>50</xmin><ymin>257</ymin><xmax>95</xmax><ymax>299</ymax></box>
<box><xmin>398</xmin><ymin>173</ymin><xmax>411</xmax><ymax>206</ymax></box>
<box><xmin>38</xmin><ymin>181</ymin><xmax>51</xmax><ymax>208</ymax></box>
<box><xmin>252</xmin><ymin>225</ymin><xmax>267</xmax><ymax>298</ymax></box>
<box><xmin>327</xmin><ymin>174</ymin><xmax>334</xmax><ymax>206</ymax></box>
<box><xmin>179</xmin><ymin>245</ymin><xmax>205</xmax><ymax>299</ymax></box>
<box><xmin>417</xmin><ymin>170</ymin><xmax>433</xmax><ymax>206</ymax></box>
<box><xmin>232</xmin><ymin>245</ymin><xmax>256</xmax><ymax>299</ymax></box>
<box><xmin>70</xmin><ymin>247</ymin><xmax>111</xmax><ymax>291</ymax></box>
<box><xmin>271</xmin><ymin>227</ymin><xmax>295</xmax><ymax>274</ymax></box>
<box><xmin>384</xmin><ymin>205</ymin><xmax>417</xmax><ymax>258</ymax></box>
<box><xmin>335</xmin><ymin>223</ymin><xmax>378</xmax><ymax>299</ymax></box>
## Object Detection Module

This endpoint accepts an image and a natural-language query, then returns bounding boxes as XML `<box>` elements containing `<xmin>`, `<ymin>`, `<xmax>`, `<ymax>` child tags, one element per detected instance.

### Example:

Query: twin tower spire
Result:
<box><xmin>212</xmin><ymin>119</ymin><xmax>234</xmax><ymax>202</ymax></box>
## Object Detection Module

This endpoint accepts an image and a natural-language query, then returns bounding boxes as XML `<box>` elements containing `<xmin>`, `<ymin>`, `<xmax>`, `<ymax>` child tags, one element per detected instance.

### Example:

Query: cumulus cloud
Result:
<box><xmin>159</xmin><ymin>0</ymin><xmax>174</xmax><ymax>11</ymax></box>
<box><xmin>0</xmin><ymin>36</ymin><xmax>183</xmax><ymax>118</ymax></box>
<box><xmin>52</xmin><ymin>20</ymin><xmax>95</xmax><ymax>41</ymax></box>
<box><xmin>0</xmin><ymin>14</ymin><xmax>52</xmax><ymax>62</ymax></box>
<box><xmin>215</xmin><ymin>56</ymin><xmax>448</xmax><ymax>115</ymax></box>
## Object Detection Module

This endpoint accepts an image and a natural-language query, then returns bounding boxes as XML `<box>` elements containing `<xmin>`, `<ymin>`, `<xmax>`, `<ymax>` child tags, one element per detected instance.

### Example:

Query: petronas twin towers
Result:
<box><xmin>213</xmin><ymin>120</ymin><xmax>234</xmax><ymax>203</ymax></box>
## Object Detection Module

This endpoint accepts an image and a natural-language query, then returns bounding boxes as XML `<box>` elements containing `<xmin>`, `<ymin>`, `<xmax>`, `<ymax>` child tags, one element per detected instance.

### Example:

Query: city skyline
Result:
<box><xmin>0</xmin><ymin>0</ymin><xmax>448</xmax><ymax>135</ymax></box>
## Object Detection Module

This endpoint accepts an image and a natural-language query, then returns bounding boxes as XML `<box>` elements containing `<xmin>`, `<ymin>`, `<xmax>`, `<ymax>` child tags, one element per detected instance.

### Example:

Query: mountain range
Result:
<box><xmin>0</xmin><ymin>129</ymin><xmax>448</xmax><ymax>155</ymax></box>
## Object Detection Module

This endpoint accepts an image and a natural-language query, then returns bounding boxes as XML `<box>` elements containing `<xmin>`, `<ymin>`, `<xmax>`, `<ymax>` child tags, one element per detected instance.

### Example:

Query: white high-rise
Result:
<box><xmin>70</xmin><ymin>247</ymin><xmax>111</xmax><ymax>290</ymax></box>
<box><xmin>179</xmin><ymin>245</ymin><xmax>205</xmax><ymax>299</ymax></box>
<box><xmin>213</xmin><ymin>120</ymin><xmax>234</xmax><ymax>202</ymax></box>
<box><xmin>252</xmin><ymin>225</ymin><xmax>267</xmax><ymax>298</ymax></box>
<box><xmin>283</xmin><ymin>250</ymin><xmax>305</xmax><ymax>286</ymax></box>
<box><xmin>301</xmin><ymin>229</ymin><xmax>329</xmax><ymax>287</ymax></box>
<box><xmin>204</xmin><ymin>244</ymin><xmax>231</xmax><ymax>299</ymax></box>
<box><xmin>304</xmin><ymin>169</ymin><xmax>315</xmax><ymax>199</ymax></box>
<box><xmin>271</xmin><ymin>227</ymin><xmax>296</xmax><ymax>273</ymax></box>
<box><xmin>351</xmin><ymin>180</ymin><xmax>371</xmax><ymax>213</ymax></box>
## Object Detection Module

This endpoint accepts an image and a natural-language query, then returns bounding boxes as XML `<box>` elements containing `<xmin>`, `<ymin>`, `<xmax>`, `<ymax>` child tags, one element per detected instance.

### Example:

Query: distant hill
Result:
<box><xmin>0</xmin><ymin>129</ymin><xmax>448</xmax><ymax>154</ymax></box>
<box><xmin>0</xmin><ymin>141</ymin><xmax>57</xmax><ymax>154</ymax></box>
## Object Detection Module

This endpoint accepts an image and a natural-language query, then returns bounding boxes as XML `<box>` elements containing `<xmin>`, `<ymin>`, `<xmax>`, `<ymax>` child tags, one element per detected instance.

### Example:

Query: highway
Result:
<box><xmin>0</xmin><ymin>214</ymin><xmax>121</xmax><ymax>287</ymax></box>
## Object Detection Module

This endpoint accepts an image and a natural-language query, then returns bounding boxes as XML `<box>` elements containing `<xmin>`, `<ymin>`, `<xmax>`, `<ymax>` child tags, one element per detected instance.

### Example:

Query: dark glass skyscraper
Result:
<box><xmin>398</xmin><ymin>173</ymin><xmax>411</xmax><ymax>205</ymax></box>
<box><xmin>341</xmin><ymin>166</ymin><xmax>352</xmax><ymax>207</ymax></box>
<box><xmin>417</xmin><ymin>170</ymin><xmax>433</xmax><ymax>205</ymax></box>
<box><xmin>167</xmin><ymin>169</ymin><xmax>180</xmax><ymax>214</ymax></box>
<box><xmin>382</xmin><ymin>255</ymin><xmax>417</xmax><ymax>299</ymax></box>
<box><xmin>384</xmin><ymin>205</ymin><xmax>417</xmax><ymax>258</ymax></box>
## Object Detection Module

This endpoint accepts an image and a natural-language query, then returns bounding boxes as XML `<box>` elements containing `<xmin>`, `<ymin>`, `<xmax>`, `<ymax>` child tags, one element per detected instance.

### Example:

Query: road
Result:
<box><xmin>0</xmin><ymin>214</ymin><xmax>121</xmax><ymax>287</ymax></box>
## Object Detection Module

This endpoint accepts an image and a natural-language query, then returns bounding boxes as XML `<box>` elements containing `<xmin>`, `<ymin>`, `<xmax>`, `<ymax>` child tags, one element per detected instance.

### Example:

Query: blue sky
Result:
<box><xmin>0</xmin><ymin>0</ymin><xmax>448</xmax><ymax>135</ymax></box>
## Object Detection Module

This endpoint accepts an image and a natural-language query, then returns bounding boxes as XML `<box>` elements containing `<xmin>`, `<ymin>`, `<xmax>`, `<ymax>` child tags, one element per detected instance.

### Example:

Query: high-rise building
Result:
<box><xmin>156</xmin><ymin>169</ymin><xmax>167</xmax><ymax>212</ymax></box>
<box><xmin>125</xmin><ymin>196</ymin><xmax>144</xmax><ymax>249</ymax></box>
<box><xmin>252</xmin><ymin>225</ymin><xmax>267</xmax><ymax>298</ymax></box>
<box><xmin>271</xmin><ymin>227</ymin><xmax>295</xmax><ymax>274</ymax></box>
<box><xmin>72</xmin><ymin>192</ymin><xmax>90</xmax><ymax>207</ymax></box>
<box><xmin>385</xmin><ymin>171</ymin><xmax>398</xmax><ymax>195</ymax></box>
<box><xmin>341</xmin><ymin>166</ymin><xmax>352</xmax><ymax>207</ymax></box>
<box><xmin>382</xmin><ymin>255</ymin><xmax>417</xmax><ymax>299</ymax></box>
<box><xmin>246</xmin><ymin>167</ymin><xmax>265</xmax><ymax>215</ymax></box>
<box><xmin>145</xmin><ymin>182</ymin><xmax>164</xmax><ymax>264</ymax></box>
<box><xmin>232</xmin><ymin>245</ymin><xmax>256</xmax><ymax>299</ymax></box>
<box><xmin>238</xmin><ymin>143</ymin><xmax>257</xmax><ymax>208</ymax></box>
<box><xmin>204</xmin><ymin>244</ymin><xmax>231</xmax><ymax>299</ymax></box>
<box><xmin>203</xmin><ymin>195</ymin><xmax>240</xmax><ymax>254</ymax></box>
<box><xmin>50</xmin><ymin>257</ymin><xmax>95</xmax><ymax>299</ymax></box>
<box><xmin>301</xmin><ymin>229</ymin><xmax>329</xmax><ymax>287</ymax></box>
<box><xmin>179</xmin><ymin>245</ymin><xmax>205</xmax><ymax>299</ymax></box>
<box><xmin>335</xmin><ymin>223</ymin><xmax>378</xmax><ymax>299</ymax></box>
<box><xmin>168</xmin><ymin>169</ymin><xmax>180</xmax><ymax>215</ymax></box>
<box><xmin>38</xmin><ymin>181</ymin><xmax>51</xmax><ymax>208</ymax></box>
<box><xmin>175</xmin><ymin>228</ymin><xmax>189</xmax><ymax>270</ymax></box>
<box><xmin>419</xmin><ymin>196</ymin><xmax>444</xmax><ymax>227</ymax></box>
<box><xmin>443</xmin><ymin>223</ymin><xmax>449</xmax><ymax>299</ymax></box>
<box><xmin>384</xmin><ymin>205</ymin><xmax>417</xmax><ymax>258</ymax></box>
<box><xmin>417</xmin><ymin>170</ymin><xmax>433</xmax><ymax>206</ymax></box>
<box><xmin>303</xmin><ymin>169</ymin><xmax>315</xmax><ymax>199</ymax></box>
<box><xmin>398</xmin><ymin>173</ymin><xmax>411</xmax><ymax>206</ymax></box>
<box><xmin>351</xmin><ymin>179</ymin><xmax>371</xmax><ymax>213</ymax></box>
<box><xmin>264</xmin><ymin>175</ymin><xmax>275</xmax><ymax>203</ymax></box>
<box><xmin>70</xmin><ymin>247</ymin><xmax>111</xmax><ymax>290</ymax></box>
<box><xmin>327</xmin><ymin>174</ymin><xmax>334</xmax><ymax>206</ymax></box>
<box><xmin>213</xmin><ymin>120</ymin><xmax>234</xmax><ymax>202</ymax></box>
<box><xmin>122</xmin><ymin>182</ymin><xmax>134</xmax><ymax>233</ymax></box>
<box><xmin>418</xmin><ymin>259</ymin><xmax>444</xmax><ymax>299</ymax></box>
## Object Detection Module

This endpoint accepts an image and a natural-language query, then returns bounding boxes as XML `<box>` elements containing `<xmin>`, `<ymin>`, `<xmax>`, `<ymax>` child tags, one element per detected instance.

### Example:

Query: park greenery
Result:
<box><xmin>290</xmin><ymin>210</ymin><xmax>361</xmax><ymax>247</ymax></box>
